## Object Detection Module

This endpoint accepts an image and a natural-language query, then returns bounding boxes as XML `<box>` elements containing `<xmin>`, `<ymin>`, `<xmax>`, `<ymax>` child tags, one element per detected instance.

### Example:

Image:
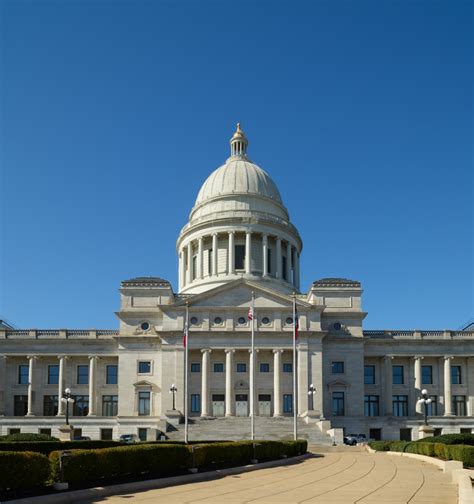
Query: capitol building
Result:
<box><xmin>1</xmin><ymin>125</ymin><xmax>473</xmax><ymax>443</ymax></box>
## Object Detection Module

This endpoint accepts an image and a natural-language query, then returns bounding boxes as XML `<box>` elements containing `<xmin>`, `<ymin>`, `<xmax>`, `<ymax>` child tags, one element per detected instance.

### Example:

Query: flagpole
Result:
<box><xmin>293</xmin><ymin>293</ymin><xmax>298</xmax><ymax>441</ymax></box>
<box><xmin>184</xmin><ymin>302</ymin><xmax>189</xmax><ymax>444</ymax></box>
<box><xmin>250</xmin><ymin>291</ymin><xmax>255</xmax><ymax>441</ymax></box>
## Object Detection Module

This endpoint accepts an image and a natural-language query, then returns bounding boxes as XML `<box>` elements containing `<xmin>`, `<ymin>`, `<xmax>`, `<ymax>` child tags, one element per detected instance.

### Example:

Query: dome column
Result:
<box><xmin>228</xmin><ymin>232</ymin><xmax>235</xmax><ymax>274</ymax></box>
<box><xmin>197</xmin><ymin>237</ymin><xmax>203</xmax><ymax>279</ymax></box>
<box><xmin>186</xmin><ymin>243</ymin><xmax>192</xmax><ymax>284</ymax></box>
<box><xmin>294</xmin><ymin>250</ymin><xmax>300</xmax><ymax>290</ymax></box>
<box><xmin>262</xmin><ymin>234</ymin><xmax>268</xmax><ymax>277</ymax></box>
<box><xmin>212</xmin><ymin>234</ymin><xmax>218</xmax><ymax>276</ymax></box>
<box><xmin>286</xmin><ymin>242</ymin><xmax>292</xmax><ymax>282</ymax></box>
<box><xmin>245</xmin><ymin>231</ymin><xmax>252</xmax><ymax>274</ymax></box>
<box><xmin>276</xmin><ymin>237</ymin><xmax>282</xmax><ymax>279</ymax></box>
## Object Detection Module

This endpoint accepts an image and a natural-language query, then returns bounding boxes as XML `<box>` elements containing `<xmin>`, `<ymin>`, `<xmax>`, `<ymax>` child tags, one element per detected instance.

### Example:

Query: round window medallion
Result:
<box><xmin>333</xmin><ymin>322</ymin><xmax>342</xmax><ymax>331</ymax></box>
<box><xmin>262</xmin><ymin>317</ymin><xmax>270</xmax><ymax>325</ymax></box>
<box><xmin>140</xmin><ymin>321</ymin><xmax>150</xmax><ymax>331</ymax></box>
<box><xmin>286</xmin><ymin>317</ymin><xmax>293</xmax><ymax>325</ymax></box>
<box><xmin>214</xmin><ymin>316</ymin><xmax>223</xmax><ymax>325</ymax></box>
<box><xmin>190</xmin><ymin>317</ymin><xmax>198</xmax><ymax>325</ymax></box>
<box><xmin>238</xmin><ymin>317</ymin><xmax>246</xmax><ymax>325</ymax></box>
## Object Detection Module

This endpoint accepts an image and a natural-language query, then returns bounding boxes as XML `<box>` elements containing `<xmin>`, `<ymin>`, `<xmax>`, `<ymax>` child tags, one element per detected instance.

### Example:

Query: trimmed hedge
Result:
<box><xmin>369</xmin><ymin>440</ymin><xmax>474</xmax><ymax>467</ymax></box>
<box><xmin>0</xmin><ymin>433</ymin><xmax>59</xmax><ymax>442</ymax></box>
<box><xmin>0</xmin><ymin>451</ymin><xmax>50</xmax><ymax>490</ymax></box>
<box><xmin>50</xmin><ymin>440</ymin><xmax>308</xmax><ymax>485</ymax></box>
<box><xmin>414</xmin><ymin>433</ymin><xmax>474</xmax><ymax>446</ymax></box>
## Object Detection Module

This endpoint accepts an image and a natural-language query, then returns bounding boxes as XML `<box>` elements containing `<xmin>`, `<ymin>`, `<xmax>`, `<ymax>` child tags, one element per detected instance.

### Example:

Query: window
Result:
<box><xmin>283</xmin><ymin>363</ymin><xmax>293</xmax><ymax>373</ymax></box>
<box><xmin>282</xmin><ymin>256</ymin><xmax>287</xmax><ymax>280</ymax></box>
<box><xmin>236</xmin><ymin>363</ymin><xmax>246</xmax><ymax>373</ymax></box>
<box><xmin>101</xmin><ymin>428</ymin><xmax>113</xmax><ymax>440</ymax></box>
<box><xmin>235</xmin><ymin>245</ymin><xmax>245</xmax><ymax>270</ymax></box>
<box><xmin>140</xmin><ymin>321</ymin><xmax>150</xmax><ymax>331</ymax></box>
<box><xmin>426</xmin><ymin>396</ymin><xmax>437</xmax><ymax>416</ymax></box>
<box><xmin>392</xmin><ymin>395</ymin><xmax>408</xmax><ymax>416</ymax></box>
<box><xmin>9</xmin><ymin>428</ymin><xmax>20</xmax><ymax>435</ymax></box>
<box><xmin>73</xmin><ymin>428</ymin><xmax>82</xmax><ymax>438</ymax></box>
<box><xmin>213</xmin><ymin>317</ymin><xmax>223</xmax><ymax>325</ymax></box>
<box><xmin>364</xmin><ymin>395</ymin><xmax>379</xmax><ymax>416</ymax></box>
<box><xmin>18</xmin><ymin>364</ymin><xmax>29</xmax><ymax>385</ymax></box>
<box><xmin>138</xmin><ymin>428</ymin><xmax>148</xmax><ymax>441</ymax></box>
<box><xmin>138</xmin><ymin>361</ymin><xmax>151</xmax><ymax>374</ymax></box>
<box><xmin>260</xmin><ymin>363</ymin><xmax>270</xmax><ymax>373</ymax></box>
<box><xmin>191</xmin><ymin>363</ymin><xmax>201</xmax><ymax>373</ymax></box>
<box><xmin>392</xmin><ymin>365</ymin><xmax>404</xmax><ymax>385</ymax></box>
<box><xmin>77</xmin><ymin>365</ymin><xmax>89</xmax><ymax>385</ymax></box>
<box><xmin>214</xmin><ymin>363</ymin><xmax>224</xmax><ymax>373</ymax></box>
<box><xmin>43</xmin><ymin>395</ymin><xmax>59</xmax><ymax>416</ymax></box>
<box><xmin>73</xmin><ymin>395</ymin><xmax>89</xmax><ymax>416</ymax></box>
<box><xmin>283</xmin><ymin>394</ymin><xmax>293</xmax><ymax>413</ymax></box>
<box><xmin>190</xmin><ymin>317</ymin><xmax>199</xmax><ymax>325</ymax></box>
<box><xmin>238</xmin><ymin>317</ymin><xmax>246</xmax><ymax>325</ymax></box>
<box><xmin>106</xmin><ymin>365</ymin><xmax>118</xmax><ymax>385</ymax></box>
<box><xmin>138</xmin><ymin>391</ymin><xmax>151</xmax><ymax>416</ymax></box>
<box><xmin>331</xmin><ymin>362</ymin><xmax>344</xmax><ymax>374</ymax></box>
<box><xmin>261</xmin><ymin>317</ymin><xmax>270</xmax><ymax>325</ymax></box>
<box><xmin>333</xmin><ymin>322</ymin><xmax>342</xmax><ymax>331</ymax></box>
<box><xmin>452</xmin><ymin>395</ymin><xmax>466</xmax><ymax>416</ymax></box>
<box><xmin>286</xmin><ymin>317</ymin><xmax>293</xmax><ymax>325</ymax></box>
<box><xmin>267</xmin><ymin>249</ymin><xmax>272</xmax><ymax>274</ymax></box>
<box><xmin>364</xmin><ymin>365</ymin><xmax>375</xmax><ymax>384</ymax></box>
<box><xmin>422</xmin><ymin>365</ymin><xmax>432</xmax><ymax>385</ymax></box>
<box><xmin>39</xmin><ymin>428</ymin><xmax>51</xmax><ymax>436</ymax></box>
<box><xmin>191</xmin><ymin>394</ymin><xmax>201</xmax><ymax>413</ymax></box>
<box><xmin>102</xmin><ymin>395</ymin><xmax>118</xmax><ymax>416</ymax></box>
<box><xmin>451</xmin><ymin>366</ymin><xmax>462</xmax><ymax>385</ymax></box>
<box><xmin>13</xmin><ymin>395</ymin><xmax>28</xmax><ymax>416</ymax></box>
<box><xmin>48</xmin><ymin>365</ymin><xmax>59</xmax><ymax>385</ymax></box>
<box><xmin>332</xmin><ymin>392</ymin><xmax>345</xmax><ymax>416</ymax></box>
<box><xmin>192</xmin><ymin>256</ymin><xmax>197</xmax><ymax>280</ymax></box>
<box><xmin>208</xmin><ymin>248</ymin><xmax>213</xmax><ymax>274</ymax></box>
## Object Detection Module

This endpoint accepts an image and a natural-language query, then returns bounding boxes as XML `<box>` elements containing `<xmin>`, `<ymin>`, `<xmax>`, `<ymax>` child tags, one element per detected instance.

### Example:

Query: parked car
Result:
<box><xmin>73</xmin><ymin>435</ymin><xmax>91</xmax><ymax>441</ymax></box>
<box><xmin>119</xmin><ymin>434</ymin><xmax>139</xmax><ymax>443</ymax></box>
<box><xmin>343</xmin><ymin>433</ymin><xmax>367</xmax><ymax>446</ymax></box>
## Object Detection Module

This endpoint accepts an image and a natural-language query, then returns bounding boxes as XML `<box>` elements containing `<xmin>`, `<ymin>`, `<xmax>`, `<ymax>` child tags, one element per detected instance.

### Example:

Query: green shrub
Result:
<box><xmin>446</xmin><ymin>445</ymin><xmax>474</xmax><ymax>468</ymax></box>
<box><xmin>0</xmin><ymin>432</ymin><xmax>59</xmax><ymax>442</ymax></box>
<box><xmin>0</xmin><ymin>451</ymin><xmax>50</xmax><ymax>490</ymax></box>
<box><xmin>192</xmin><ymin>442</ymin><xmax>254</xmax><ymax>468</ymax></box>
<box><xmin>434</xmin><ymin>443</ymin><xmax>448</xmax><ymax>459</ymax></box>
<box><xmin>368</xmin><ymin>441</ymin><xmax>392</xmax><ymax>451</ymax></box>
<box><xmin>387</xmin><ymin>441</ymin><xmax>411</xmax><ymax>452</ymax></box>
<box><xmin>415</xmin><ymin>434</ymin><xmax>474</xmax><ymax>446</ymax></box>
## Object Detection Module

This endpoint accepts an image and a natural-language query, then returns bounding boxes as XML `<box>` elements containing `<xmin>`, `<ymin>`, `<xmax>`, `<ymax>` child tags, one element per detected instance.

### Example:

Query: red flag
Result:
<box><xmin>294</xmin><ymin>306</ymin><xmax>299</xmax><ymax>340</ymax></box>
<box><xmin>248</xmin><ymin>306</ymin><xmax>254</xmax><ymax>321</ymax></box>
<box><xmin>183</xmin><ymin>320</ymin><xmax>188</xmax><ymax>347</ymax></box>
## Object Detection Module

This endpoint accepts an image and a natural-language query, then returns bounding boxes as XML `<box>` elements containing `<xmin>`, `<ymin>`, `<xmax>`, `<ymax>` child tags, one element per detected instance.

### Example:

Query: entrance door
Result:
<box><xmin>235</xmin><ymin>394</ymin><xmax>248</xmax><ymax>416</ymax></box>
<box><xmin>258</xmin><ymin>394</ymin><xmax>271</xmax><ymax>416</ymax></box>
<box><xmin>212</xmin><ymin>394</ymin><xmax>225</xmax><ymax>417</ymax></box>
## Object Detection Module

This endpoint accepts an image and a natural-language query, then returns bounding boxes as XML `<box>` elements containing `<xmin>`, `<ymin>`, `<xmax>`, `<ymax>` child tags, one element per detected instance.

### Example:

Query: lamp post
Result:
<box><xmin>61</xmin><ymin>388</ymin><xmax>75</xmax><ymax>425</ymax></box>
<box><xmin>308</xmin><ymin>384</ymin><xmax>316</xmax><ymax>410</ymax></box>
<box><xmin>418</xmin><ymin>388</ymin><xmax>432</xmax><ymax>426</ymax></box>
<box><xmin>170</xmin><ymin>384</ymin><xmax>177</xmax><ymax>411</ymax></box>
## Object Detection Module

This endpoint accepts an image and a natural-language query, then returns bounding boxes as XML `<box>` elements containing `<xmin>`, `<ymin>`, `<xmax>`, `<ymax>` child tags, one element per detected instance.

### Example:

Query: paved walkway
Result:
<box><xmin>85</xmin><ymin>451</ymin><xmax>458</xmax><ymax>504</ymax></box>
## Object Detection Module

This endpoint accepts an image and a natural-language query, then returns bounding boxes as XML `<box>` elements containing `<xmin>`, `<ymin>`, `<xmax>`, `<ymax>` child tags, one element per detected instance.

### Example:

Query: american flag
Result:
<box><xmin>248</xmin><ymin>306</ymin><xmax>254</xmax><ymax>321</ymax></box>
<box><xmin>183</xmin><ymin>320</ymin><xmax>188</xmax><ymax>347</ymax></box>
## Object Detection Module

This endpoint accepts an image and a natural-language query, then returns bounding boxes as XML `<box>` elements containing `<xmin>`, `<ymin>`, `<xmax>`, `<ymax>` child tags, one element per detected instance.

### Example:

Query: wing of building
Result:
<box><xmin>1</xmin><ymin>124</ymin><xmax>473</xmax><ymax>443</ymax></box>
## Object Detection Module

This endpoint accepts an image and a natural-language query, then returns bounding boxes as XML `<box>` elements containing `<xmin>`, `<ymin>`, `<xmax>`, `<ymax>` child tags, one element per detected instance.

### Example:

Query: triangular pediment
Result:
<box><xmin>177</xmin><ymin>279</ymin><xmax>311</xmax><ymax>309</ymax></box>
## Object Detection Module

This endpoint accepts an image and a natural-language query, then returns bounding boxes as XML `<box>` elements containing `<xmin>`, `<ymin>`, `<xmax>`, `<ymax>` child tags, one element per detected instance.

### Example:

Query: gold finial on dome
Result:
<box><xmin>230</xmin><ymin>122</ymin><xmax>248</xmax><ymax>156</ymax></box>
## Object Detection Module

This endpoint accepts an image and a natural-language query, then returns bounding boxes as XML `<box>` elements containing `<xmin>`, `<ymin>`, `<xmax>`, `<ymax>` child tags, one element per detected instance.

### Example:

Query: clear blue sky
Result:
<box><xmin>0</xmin><ymin>0</ymin><xmax>472</xmax><ymax>330</ymax></box>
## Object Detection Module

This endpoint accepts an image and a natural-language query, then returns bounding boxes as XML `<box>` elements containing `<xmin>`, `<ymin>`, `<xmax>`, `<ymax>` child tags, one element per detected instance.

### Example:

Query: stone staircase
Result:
<box><xmin>165</xmin><ymin>416</ymin><xmax>334</xmax><ymax>445</ymax></box>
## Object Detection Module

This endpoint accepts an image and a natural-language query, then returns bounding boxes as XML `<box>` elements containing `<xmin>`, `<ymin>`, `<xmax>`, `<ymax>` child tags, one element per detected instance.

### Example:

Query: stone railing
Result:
<box><xmin>364</xmin><ymin>330</ymin><xmax>474</xmax><ymax>340</ymax></box>
<box><xmin>0</xmin><ymin>329</ymin><xmax>119</xmax><ymax>339</ymax></box>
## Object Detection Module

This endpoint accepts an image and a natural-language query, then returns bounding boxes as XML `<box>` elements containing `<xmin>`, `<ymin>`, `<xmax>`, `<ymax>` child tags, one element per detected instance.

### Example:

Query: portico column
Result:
<box><xmin>88</xmin><ymin>356</ymin><xmax>97</xmax><ymax>416</ymax></box>
<box><xmin>384</xmin><ymin>355</ymin><xmax>393</xmax><ymax>416</ymax></box>
<box><xmin>262</xmin><ymin>234</ymin><xmax>268</xmax><ymax>276</ymax></box>
<box><xmin>245</xmin><ymin>231</ymin><xmax>251</xmax><ymax>274</ymax></box>
<box><xmin>197</xmin><ymin>237</ymin><xmax>203</xmax><ymax>279</ymax></box>
<box><xmin>276</xmin><ymin>237</ymin><xmax>282</xmax><ymax>279</ymax></box>
<box><xmin>273</xmin><ymin>349</ymin><xmax>283</xmax><ymax>416</ymax></box>
<box><xmin>26</xmin><ymin>356</ymin><xmax>36</xmax><ymax>416</ymax></box>
<box><xmin>444</xmin><ymin>356</ymin><xmax>453</xmax><ymax>416</ymax></box>
<box><xmin>225</xmin><ymin>349</ymin><xmax>234</xmax><ymax>416</ymax></box>
<box><xmin>212</xmin><ymin>234</ymin><xmax>218</xmax><ymax>276</ymax></box>
<box><xmin>294</xmin><ymin>250</ymin><xmax>300</xmax><ymax>290</ymax></box>
<box><xmin>57</xmin><ymin>356</ymin><xmax>67</xmax><ymax>416</ymax></box>
<box><xmin>228</xmin><ymin>232</ymin><xmax>235</xmax><ymax>274</ymax></box>
<box><xmin>186</xmin><ymin>243</ymin><xmax>192</xmax><ymax>284</ymax></box>
<box><xmin>414</xmin><ymin>356</ymin><xmax>423</xmax><ymax>414</ymax></box>
<box><xmin>201</xmin><ymin>349</ymin><xmax>211</xmax><ymax>416</ymax></box>
<box><xmin>286</xmin><ymin>242</ymin><xmax>292</xmax><ymax>282</ymax></box>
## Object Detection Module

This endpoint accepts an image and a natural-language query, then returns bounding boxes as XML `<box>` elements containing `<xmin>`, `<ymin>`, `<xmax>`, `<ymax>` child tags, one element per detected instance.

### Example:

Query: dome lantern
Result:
<box><xmin>230</xmin><ymin>122</ymin><xmax>248</xmax><ymax>157</ymax></box>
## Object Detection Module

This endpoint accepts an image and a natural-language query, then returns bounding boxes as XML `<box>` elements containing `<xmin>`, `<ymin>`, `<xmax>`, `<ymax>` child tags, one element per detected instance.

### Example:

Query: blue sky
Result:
<box><xmin>0</xmin><ymin>0</ymin><xmax>472</xmax><ymax>329</ymax></box>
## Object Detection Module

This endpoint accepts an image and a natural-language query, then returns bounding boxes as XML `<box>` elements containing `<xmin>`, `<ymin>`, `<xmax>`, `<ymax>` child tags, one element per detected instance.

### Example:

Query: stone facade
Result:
<box><xmin>1</xmin><ymin>125</ymin><xmax>473</xmax><ymax>442</ymax></box>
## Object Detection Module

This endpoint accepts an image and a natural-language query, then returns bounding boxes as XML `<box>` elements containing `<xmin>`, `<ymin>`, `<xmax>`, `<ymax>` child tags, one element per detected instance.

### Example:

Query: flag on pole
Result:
<box><xmin>294</xmin><ymin>305</ymin><xmax>299</xmax><ymax>341</ymax></box>
<box><xmin>248</xmin><ymin>306</ymin><xmax>254</xmax><ymax>321</ymax></box>
<box><xmin>183</xmin><ymin>319</ymin><xmax>188</xmax><ymax>347</ymax></box>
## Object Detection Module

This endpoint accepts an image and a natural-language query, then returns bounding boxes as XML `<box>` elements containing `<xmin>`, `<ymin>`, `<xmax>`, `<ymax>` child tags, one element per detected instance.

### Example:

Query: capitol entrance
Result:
<box><xmin>212</xmin><ymin>394</ymin><xmax>225</xmax><ymax>416</ymax></box>
<box><xmin>235</xmin><ymin>394</ymin><xmax>248</xmax><ymax>416</ymax></box>
<box><xmin>258</xmin><ymin>394</ymin><xmax>272</xmax><ymax>416</ymax></box>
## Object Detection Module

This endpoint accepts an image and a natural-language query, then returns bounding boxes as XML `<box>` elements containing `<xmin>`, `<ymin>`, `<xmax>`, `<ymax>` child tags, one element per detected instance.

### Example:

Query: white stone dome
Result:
<box><xmin>195</xmin><ymin>158</ymin><xmax>283</xmax><ymax>206</ymax></box>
